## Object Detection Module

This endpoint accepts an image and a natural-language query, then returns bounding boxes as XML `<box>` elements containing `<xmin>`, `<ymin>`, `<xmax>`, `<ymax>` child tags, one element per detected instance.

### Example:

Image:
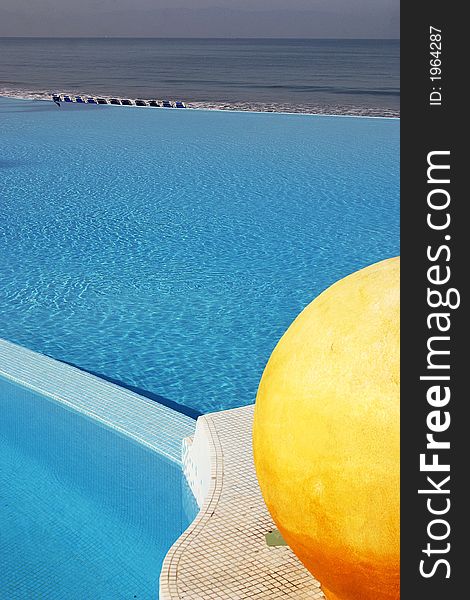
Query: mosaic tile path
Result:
<box><xmin>161</xmin><ymin>405</ymin><xmax>325</xmax><ymax>599</ymax></box>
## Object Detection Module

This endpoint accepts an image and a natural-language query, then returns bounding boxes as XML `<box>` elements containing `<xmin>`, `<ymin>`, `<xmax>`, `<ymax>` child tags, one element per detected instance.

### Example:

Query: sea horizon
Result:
<box><xmin>1</xmin><ymin>36</ymin><xmax>400</xmax><ymax>38</ymax></box>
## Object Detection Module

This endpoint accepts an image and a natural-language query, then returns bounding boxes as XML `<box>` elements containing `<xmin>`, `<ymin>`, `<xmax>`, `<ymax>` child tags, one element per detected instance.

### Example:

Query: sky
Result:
<box><xmin>0</xmin><ymin>0</ymin><xmax>399</xmax><ymax>38</ymax></box>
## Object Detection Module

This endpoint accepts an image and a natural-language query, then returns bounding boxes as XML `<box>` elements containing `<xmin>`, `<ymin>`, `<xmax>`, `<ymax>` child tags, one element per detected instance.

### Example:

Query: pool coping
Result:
<box><xmin>160</xmin><ymin>405</ymin><xmax>325</xmax><ymax>599</ymax></box>
<box><xmin>0</xmin><ymin>338</ymin><xmax>195</xmax><ymax>465</ymax></box>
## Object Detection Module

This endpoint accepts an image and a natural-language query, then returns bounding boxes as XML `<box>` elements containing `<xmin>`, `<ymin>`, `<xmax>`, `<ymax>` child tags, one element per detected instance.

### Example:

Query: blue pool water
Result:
<box><xmin>0</xmin><ymin>374</ymin><xmax>193</xmax><ymax>599</ymax></box>
<box><xmin>0</xmin><ymin>97</ymin><xmax>399</xmax><ymax>413</ymax></box>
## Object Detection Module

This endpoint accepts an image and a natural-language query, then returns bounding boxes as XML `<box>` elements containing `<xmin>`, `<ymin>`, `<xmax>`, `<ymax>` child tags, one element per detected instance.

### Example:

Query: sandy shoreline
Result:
<box><xmin>0</xmin><ymin>89</ymin><xmax>399</xmax><ymax>119</ymax></box>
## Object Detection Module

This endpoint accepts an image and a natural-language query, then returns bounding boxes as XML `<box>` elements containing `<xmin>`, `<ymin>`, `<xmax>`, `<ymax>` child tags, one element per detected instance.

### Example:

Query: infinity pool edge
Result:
<box><xmin>0</xmin><ymin>338</ymin><xmax>195</xmax><ymax>465</ymax></box>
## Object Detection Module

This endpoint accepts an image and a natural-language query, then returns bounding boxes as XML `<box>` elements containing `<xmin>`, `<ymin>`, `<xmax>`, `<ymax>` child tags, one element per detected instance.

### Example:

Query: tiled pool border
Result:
<box><xmin>160</xmin><ymin>414</ymin><xmax>221</xmax><ymax>599</ymax></box>
<box><xmin>0</xmin><ymin>338</ymin><xmax>195</xmax><ymax>464</ymax></box>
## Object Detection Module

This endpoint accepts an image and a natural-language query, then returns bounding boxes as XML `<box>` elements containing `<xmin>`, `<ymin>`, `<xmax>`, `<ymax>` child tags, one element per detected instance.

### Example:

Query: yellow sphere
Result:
<box><xmin>253</xmin><ymin>257</ymin><xmax>400</xmax><ymax>600</ymax></box>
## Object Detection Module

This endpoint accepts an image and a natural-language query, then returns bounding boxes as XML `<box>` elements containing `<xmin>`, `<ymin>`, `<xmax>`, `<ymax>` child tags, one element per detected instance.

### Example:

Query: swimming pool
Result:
<box><xmin>0</xmin><ymin>371</ymin><xmax>194</xmax><ymax>599</ymax></box>
<box><xmin>0</xmin><ymin>97</ymin><xmax>399</xmax><ymax>413</ymax></box>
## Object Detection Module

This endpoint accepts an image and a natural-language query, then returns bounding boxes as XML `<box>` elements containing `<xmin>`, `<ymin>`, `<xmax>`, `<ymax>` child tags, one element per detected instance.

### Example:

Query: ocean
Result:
<box><xmin>0</xmin><ymin>38</ymin><xmax>399</xmax><ymax>116</ymax></box>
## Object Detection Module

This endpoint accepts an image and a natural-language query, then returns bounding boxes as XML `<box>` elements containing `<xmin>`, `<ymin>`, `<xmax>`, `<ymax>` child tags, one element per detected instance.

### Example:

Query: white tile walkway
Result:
<box><xmin>160</xmin><ymin>405</ymin><xmax>325</xmax><ymax>599</ymax></box>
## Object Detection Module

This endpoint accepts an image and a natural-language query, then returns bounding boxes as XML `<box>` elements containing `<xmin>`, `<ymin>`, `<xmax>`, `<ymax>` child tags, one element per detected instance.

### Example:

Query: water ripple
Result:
<box><xmin>0</xmin><ymin>97</ymin><xmax>399</xmax><ymax>413</ymax></box>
